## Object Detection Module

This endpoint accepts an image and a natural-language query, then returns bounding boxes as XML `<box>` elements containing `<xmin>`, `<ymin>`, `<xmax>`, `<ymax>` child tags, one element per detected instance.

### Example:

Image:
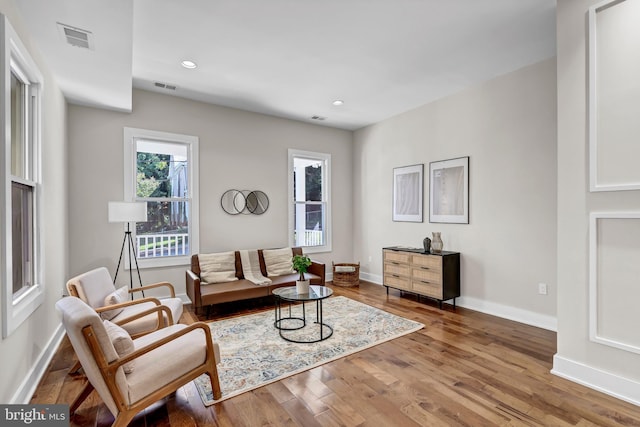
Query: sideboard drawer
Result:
<box><xmin>385</xmin><ymin>262</ymin><xmax>410</xmax><ymax>277</ymax></box>
<box><xmin>384</xmin><ymin>274</ymin><xmax>411</xmax><ymax>290</ymax></box>
<box><xmin>413</xmin><ymin>280</ymin><xmax>443</xmax><ymax>299</ymax></box>
<box><xmin>412</xmin><ymin>267</ymin><xmax>441</xmax><ymax>284</ymax></box>
<box><xmin>384</xmin><ymin>250</ymin><xmax>411</xmax><ymax>264</ymax></box>
<box><xmin>412</xmin><ymin>254</ymin><xmax>441</xmax><ymax>269</ymax></box>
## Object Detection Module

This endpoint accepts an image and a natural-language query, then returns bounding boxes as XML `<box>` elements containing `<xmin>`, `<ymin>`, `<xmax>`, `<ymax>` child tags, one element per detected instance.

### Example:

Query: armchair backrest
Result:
<box><xmin>66</xmin><ymin>267</ymin><xmax>116</xmax><ymax>309</ymax></box>
<box><xmin>55</xmin><ymin>296</ymin><xmax>126</xmax><ymax>417</ymax></box>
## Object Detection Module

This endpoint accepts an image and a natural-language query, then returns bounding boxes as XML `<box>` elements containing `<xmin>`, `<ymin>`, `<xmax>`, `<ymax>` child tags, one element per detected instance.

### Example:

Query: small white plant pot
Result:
<box><xmin>296</xmin><ymin>280</ymin><xmax>310</xmax><ymax>294</ymax></box>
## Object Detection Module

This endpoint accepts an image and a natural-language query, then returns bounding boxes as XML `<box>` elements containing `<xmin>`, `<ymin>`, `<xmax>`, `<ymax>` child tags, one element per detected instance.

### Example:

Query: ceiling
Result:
<box><xmin>14</xmin><ymin>0</ymin><xmax>556</xmax><ymax>131</ymax></box>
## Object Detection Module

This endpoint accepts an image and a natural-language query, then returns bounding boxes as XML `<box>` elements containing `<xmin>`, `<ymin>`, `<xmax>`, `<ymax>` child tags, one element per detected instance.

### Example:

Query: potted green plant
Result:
<box><xmin>292</xmin><ymin>254</ymin><xmax>312</xmax><ymax>294</ymax></box>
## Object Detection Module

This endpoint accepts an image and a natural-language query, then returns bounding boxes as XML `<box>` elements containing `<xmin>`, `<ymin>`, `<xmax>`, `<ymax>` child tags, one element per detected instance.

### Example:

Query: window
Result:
<box><xmin>1</xmin><ymin>15</ymin><xmax>44</xmax><ymax>338</ymax></box>
<box><xmin>124</xmin><ymin>128</ymin><xmax>199</xmax><ymax>268</ymax></box>
<box><xmin>288</xmin><ymin>149</ymin><xmax>331</xmax><ymax>253</ymax></box>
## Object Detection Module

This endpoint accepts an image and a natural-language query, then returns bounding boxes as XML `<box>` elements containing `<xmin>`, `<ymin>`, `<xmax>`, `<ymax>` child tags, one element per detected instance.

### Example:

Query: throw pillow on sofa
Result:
<box><xmin>200</xmin><ymin>251</ymin><xmax>238</xmax><ymax>284</ymax></box>
<box><xmin>263</xmin><ymin>248</ymin><xmax>295</xmax><ymax>276</ymax></box>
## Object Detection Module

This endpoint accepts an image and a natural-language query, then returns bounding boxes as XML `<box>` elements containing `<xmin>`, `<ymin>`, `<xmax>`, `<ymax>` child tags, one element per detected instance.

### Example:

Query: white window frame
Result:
<box><xmin>288</xmin><ymin>149</ymin><xmax>332</xmax><ymax>254</ymax></box>
<box><xmin>123</xmin><ymin>127</ymin><xmax>199</xmax><ymax>268</ymax></box>
<box><xmin>1</xmin><ymin>15</ymin><xmax>44</xmax><ymax>338</ymax></box>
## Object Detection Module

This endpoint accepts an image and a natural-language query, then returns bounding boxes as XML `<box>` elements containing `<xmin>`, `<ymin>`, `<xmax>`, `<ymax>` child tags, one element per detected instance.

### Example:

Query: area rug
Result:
<box><xmin>193</xmin><ymin>296</ymin><xmax>423</xmax><ymax>405</ymax></box>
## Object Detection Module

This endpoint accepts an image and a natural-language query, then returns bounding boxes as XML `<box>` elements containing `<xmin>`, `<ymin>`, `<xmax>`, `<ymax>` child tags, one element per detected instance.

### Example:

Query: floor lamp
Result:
<box><xmin>108</xmin><ymin>201</ymin><xmax>148</xmax><ymax>297</ymax></box>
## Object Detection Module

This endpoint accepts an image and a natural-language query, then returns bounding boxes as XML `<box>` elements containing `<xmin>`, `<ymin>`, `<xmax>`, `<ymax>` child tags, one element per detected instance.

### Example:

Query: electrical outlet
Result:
<box><xmin>538</xmin><ymin>283</ymin><xmax>548</xmax><ymax>295</ymax></box>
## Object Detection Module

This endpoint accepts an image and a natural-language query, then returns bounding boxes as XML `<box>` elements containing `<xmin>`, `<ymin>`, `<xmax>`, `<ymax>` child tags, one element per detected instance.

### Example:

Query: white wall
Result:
<box><xmin>0</xmin><ymin>0</ymin><xmax>68</xmax><ymax>403</ymax></box>
<box><xmin>67</xmin><ymin>89</ymin><xmax>353</xmax><ymax>297</ymax></box>
<box><xmin>554</xmin><ymin>0</ymin><xmax>640</xmax><ymax>405</ymax></box>
<box><xmin>353</xmin><ymin>59</ymin><xmax>557</xmax><ymax>330</ymax></box>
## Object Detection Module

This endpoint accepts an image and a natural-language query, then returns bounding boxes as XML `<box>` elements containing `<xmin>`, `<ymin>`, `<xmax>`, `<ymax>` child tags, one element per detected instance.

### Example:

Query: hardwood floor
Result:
<box><xmin>31</xmin><ymin>282</ymin><xmax>640</xmax><ymax>426</ymax></box>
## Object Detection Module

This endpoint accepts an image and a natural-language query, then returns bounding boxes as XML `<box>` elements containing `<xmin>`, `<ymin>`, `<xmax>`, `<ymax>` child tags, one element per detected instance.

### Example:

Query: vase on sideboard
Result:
<box><xmin>423</xmin><ymin>237</ymin><xmax>431</xmax><ymax>253</ymax></box>
<box><xmin>431</xmin><ymin>232</ymin><xmax>443</xmax><ymax>254</ymax></box>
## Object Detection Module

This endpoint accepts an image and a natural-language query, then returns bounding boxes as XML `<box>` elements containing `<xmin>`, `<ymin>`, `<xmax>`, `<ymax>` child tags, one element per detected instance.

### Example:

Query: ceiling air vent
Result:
<box><xmin>154</xmin><ymin>82</ymin><xmax>177</xmax><ymax>91</ymax></box>
<box><xmin>57</xmin><ymin>23</ymin><xmax>93</xmax><ymax>50</ymax></box>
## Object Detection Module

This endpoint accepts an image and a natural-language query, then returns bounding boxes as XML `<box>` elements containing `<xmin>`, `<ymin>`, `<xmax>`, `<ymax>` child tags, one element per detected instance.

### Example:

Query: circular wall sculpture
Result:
<box><xmin>221</xmin><ymin>190</ymin><xmax>269</xmax><ymax>215</ymax></box>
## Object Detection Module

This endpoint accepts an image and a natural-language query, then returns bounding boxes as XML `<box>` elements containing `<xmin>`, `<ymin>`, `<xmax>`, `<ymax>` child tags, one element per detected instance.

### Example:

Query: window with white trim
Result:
<box><xmin>1</xmin><ymin>15</ymin><xmax>44</xmax><ymax>338</ymax></box>
<box><xmin>124</xmin><ymin>128</ymin><xmax>199</xmax><ymax>268</ymax></box>
<box><xmin>288</xmin><ymin>149</ymin><xmax>331</xmax><ymax>253</ymax></box>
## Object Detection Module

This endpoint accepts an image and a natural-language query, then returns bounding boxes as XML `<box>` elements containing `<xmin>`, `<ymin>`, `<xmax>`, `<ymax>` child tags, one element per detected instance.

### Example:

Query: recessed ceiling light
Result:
<box><xmin>181</xmin><ymin>60</ymin><xmax>197</xmax><ymax>69</ymax></box>
<box><xmin>332</xmin><ymin>100</ymin><xmax>344</xmax><ymax>106</ymax></box>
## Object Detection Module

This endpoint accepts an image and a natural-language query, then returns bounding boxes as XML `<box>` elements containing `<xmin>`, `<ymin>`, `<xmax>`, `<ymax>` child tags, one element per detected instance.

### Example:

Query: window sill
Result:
<box><xmin>300</xmin><ymin>245</ymin><xmax>332</xmax><ymax>255</ymax></box>
<box><xmin>131</xmin><ymin>255</ymin><xmax>192</xmax><ymax>269</ymax></box>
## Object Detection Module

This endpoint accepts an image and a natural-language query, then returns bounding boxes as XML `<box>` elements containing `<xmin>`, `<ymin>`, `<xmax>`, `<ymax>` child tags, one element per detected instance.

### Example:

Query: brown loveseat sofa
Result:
<box><xmin>186</xmin><ymin>247</ymin><xmax>325</xmax><ymax>314</ymax></box>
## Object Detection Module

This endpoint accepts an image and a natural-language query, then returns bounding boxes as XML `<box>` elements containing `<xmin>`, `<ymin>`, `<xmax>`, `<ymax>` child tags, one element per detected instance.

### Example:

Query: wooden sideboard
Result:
<box><xmin>383</xmin><ymin>247</ymin><xmax>460</xmax><ymax>309</ymax></box>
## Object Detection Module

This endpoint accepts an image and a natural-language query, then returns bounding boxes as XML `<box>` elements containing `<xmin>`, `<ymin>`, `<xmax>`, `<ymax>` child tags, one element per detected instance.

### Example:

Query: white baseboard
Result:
<box><xmin>358</xmin><ymin>272</ymin><xmax>556</xmax><ymax>331</ymax></box>
<box><xmin>11</xmin><ymin>323</ymin><xmax>65</xmax><ymax>404</ymax></box>
<box><xmin>456</xmin><ymin>296</ymin><xmax>557</xmax><ymax>331</ymax></box>
<box><xmin>176</xmin><ymin>293</ymin><xmax>191</xmax><ymax>304</ymax></box>
<box><xmin>360</xmin><ymin>271</ymin><xmax>383</xmax><ymax>284</ymax></box>
<box><xmin>552</xmin><ymin>354</ymin><xmax>640</xmax><ymax>406</ymax></box>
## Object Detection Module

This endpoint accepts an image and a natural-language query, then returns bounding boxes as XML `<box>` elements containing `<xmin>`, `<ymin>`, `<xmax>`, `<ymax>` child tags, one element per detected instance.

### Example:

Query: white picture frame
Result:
<box><xmin>392</xmin><ymin>164</ymin><xmax>423</xmax><ymax>222</ymax></box>
<box><xmin>429</xmin><ymin>156</ymin><xmax>469</xmax><ymax>224</ymax></box>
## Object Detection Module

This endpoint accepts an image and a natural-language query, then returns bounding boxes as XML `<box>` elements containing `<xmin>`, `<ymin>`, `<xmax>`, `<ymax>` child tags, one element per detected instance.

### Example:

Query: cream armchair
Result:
<box><xmin>56</xmin><ymin>296</ymin><xmax>222</xmax><ymax>427</ymax></box>
<box><xmin>66</xmin><ymin>267</ymin><xmax>183</xmax><ymax>338</ymax></box>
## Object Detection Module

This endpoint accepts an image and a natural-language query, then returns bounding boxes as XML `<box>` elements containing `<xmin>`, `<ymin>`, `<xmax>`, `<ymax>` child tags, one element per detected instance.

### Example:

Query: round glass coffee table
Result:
<box><xmin>272</xmin><ymin>285</ymin><xmax>333</xmax><ymax>343</ymax></box>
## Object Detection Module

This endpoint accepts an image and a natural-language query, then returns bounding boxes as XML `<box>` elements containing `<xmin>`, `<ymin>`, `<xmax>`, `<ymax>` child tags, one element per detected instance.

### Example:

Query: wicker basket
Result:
<box><xmin>332</xmin><ymin>262</ymin><xmax>360</xmax><ymax>287</ymax></box>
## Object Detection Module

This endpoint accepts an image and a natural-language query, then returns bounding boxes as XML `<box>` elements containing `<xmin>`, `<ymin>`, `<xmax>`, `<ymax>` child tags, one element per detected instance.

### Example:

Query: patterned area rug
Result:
<box><xmin>194</xmin><ymin>296</ymin><xmax>424</xmax><ymax>405</ymax></box>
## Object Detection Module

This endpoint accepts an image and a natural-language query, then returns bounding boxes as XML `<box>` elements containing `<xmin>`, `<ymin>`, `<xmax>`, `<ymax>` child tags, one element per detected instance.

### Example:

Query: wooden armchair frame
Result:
<box><xmin>70</xmin><ymin>321</ymin><xmax>221</xmax><ymax>427</ymax></box>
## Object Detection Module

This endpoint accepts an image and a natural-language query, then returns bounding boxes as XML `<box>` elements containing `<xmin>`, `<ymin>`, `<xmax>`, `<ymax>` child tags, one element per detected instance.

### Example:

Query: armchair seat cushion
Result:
<box><xmin>126</xmin><ymin>325</ymin><xmax>215</xmax><ymax>404</ymax></box>
<box><xmin>110</xmin><ymin>297</ymin><xmax>183</xmax><ymax>336</ymax></box>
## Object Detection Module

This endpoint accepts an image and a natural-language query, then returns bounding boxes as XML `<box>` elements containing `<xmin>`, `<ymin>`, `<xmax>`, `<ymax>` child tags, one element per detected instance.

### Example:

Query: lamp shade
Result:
<box><xmin>108</xmin><ymin>201</ymin><xmax>148</xmax><ymax>223</ymax></box>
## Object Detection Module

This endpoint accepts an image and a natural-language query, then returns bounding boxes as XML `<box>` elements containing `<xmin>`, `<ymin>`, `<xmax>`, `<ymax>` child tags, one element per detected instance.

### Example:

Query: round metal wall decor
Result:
<box><xmin>221</xmin><ymin>189</ymin><xmax>269</xmax><ymax>215</ymax></box>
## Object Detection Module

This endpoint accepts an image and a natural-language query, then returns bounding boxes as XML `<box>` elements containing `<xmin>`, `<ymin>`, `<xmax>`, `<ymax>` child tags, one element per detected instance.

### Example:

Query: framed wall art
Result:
<box><xmin>392</xmin><ymin>164</ymin><xmax>423</xmax><ymax>222</ymax></box>
<box><xmin>429</xmin><ymin>156</ymin><xmax>469</xmax><ymax>224</ymax></box>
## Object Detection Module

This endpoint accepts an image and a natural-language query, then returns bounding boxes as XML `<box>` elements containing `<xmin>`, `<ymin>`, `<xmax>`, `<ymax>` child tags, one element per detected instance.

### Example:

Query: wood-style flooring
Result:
<box><xmin>31</xmin><ymin>281</ymin><xmax>640</xmax><ymax>426</ymax></box>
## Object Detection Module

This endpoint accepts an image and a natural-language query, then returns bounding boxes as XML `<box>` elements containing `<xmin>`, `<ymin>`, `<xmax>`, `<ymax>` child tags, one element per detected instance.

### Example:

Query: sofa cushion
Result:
<box><xmin>199</xmin><ymin>252</ymin><xmax>239</xmax><ymax>284</ymax></box>
<box><xmin>263</xmin><ymin>248</ymin><xmax>294</xmax><ymax>276</ymax></box>
<box><xmin>101</xmin><ymin>286</ymin><xmax>128</xmax><ymax>320</ymax></box>
<box><xmin>200</xmin><ymin>279</ymin><xmax>268</xmax><ymax>305</ymax></box>
<box><xmin>103</xmin><ymin>319</ymin><xmax>135</xmax><ymax>373</ymax></box>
